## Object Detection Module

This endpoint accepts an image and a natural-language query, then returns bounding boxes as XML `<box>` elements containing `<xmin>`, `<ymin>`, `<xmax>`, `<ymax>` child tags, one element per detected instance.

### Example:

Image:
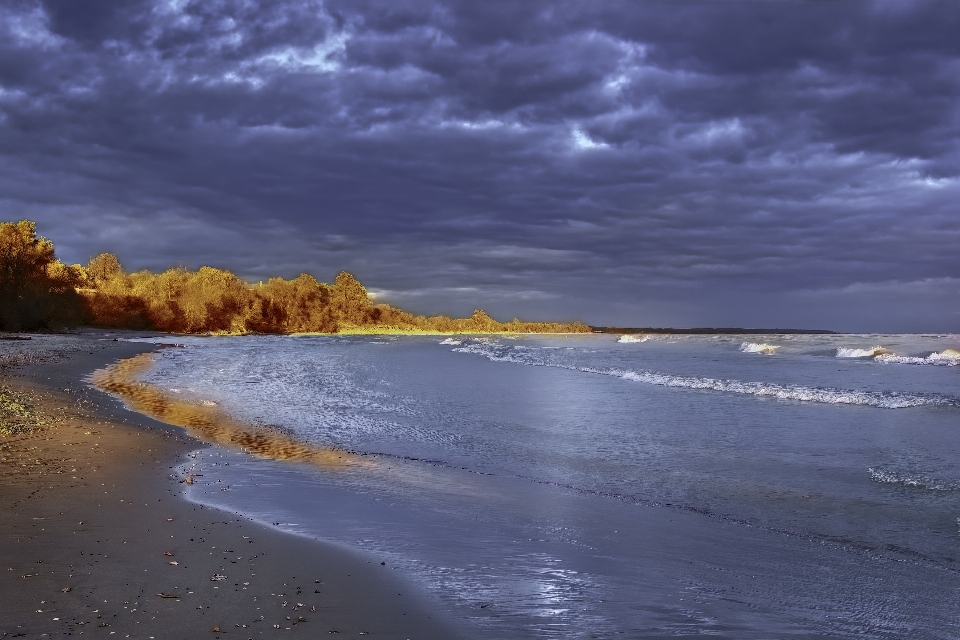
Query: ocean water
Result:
<box><xmin>126</xmin><ymin>333</ymin><xmax>960</xmax><ymax>638</ymax></box>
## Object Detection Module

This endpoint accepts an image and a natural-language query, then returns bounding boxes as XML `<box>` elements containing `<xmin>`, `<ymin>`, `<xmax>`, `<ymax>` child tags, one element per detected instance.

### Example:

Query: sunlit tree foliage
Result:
<box><xmin>0</xmin><ymin>220</ymin><xmax>85</xmax><ymax>330</ymax></box>
<box><xmin>0</xmin><ymin>220</ymin><xmax>590</xmax><ymax>335</ymax></box>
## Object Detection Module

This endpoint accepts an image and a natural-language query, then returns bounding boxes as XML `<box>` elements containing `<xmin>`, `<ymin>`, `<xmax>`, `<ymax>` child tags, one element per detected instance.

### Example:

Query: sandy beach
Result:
<box><xmin>0</xmin><ymin>334</ymin><xmax>464</xmax><ymax>639</ymax></box>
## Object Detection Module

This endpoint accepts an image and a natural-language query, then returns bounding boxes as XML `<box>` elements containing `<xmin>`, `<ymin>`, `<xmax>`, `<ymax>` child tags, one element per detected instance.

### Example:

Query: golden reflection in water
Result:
<box><xmin>91</xmin><ymin>352</ymin><xmax>360</xmax><ymax>469</ymax></box>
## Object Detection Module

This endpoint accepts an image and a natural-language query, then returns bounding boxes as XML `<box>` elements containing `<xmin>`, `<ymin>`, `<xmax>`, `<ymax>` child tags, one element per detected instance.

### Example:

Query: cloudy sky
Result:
<box><xmin>1</xmin><ymin>0</ymin><xmax>958</xmax><ymax>331</ymax></box>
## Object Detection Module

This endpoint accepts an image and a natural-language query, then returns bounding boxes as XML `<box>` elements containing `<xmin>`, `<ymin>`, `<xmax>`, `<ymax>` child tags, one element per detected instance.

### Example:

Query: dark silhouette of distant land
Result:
<box><xmin>592</xmin><ymin>327</ymin><xmax>838</xmax><ymax>335</ymax></box>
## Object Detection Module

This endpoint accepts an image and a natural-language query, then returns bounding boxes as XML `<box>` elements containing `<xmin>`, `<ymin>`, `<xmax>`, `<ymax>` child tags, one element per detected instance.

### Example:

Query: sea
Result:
<box><xmin>119</xmin><ymin>333</ymin><xmax>960</xmax><ymax>639</ymax></box>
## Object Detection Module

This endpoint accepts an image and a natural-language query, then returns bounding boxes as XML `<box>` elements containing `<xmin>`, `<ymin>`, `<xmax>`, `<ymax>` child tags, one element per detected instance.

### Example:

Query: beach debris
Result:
<box><xmin>157</xmin><ymin>593</ymin><xmax>180</xmax><ymax>599</ymax></box>
<box><xmin>0</xmin><ymin>387</ymin><xmax>48</xmax><ymax>435</ymax></box>
<box><xmin>210</xmin><ymin>573</ymin><xmax>227</xmax><ymax>581</ymax></box>
<box><xmin>212</xmin><ymin>626</ymin><xmax>221</xmax><ymax>632</ymax></box>
<box><xmin>168</xmin><ymin>561</ymin><xmax>179</xmax><ymax>565</ymax></box>
<box><xmin>61</xmin><ymin>587</ymin><xmax>71</xmax><ymax>592</ymax></box>
<box><xmin>164</xmin><ymin>551</ymin><xmax>174</xmax><ymax>556</ymax></box>
<box><xmin>184</xmin><ymin>476</ymin><xmax>194</xmax><ymax>484</ymax></box>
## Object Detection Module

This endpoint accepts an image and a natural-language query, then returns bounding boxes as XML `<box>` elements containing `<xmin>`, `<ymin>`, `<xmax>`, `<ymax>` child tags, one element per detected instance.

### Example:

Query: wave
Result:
<box><xmin>609</xmin><ymin>369</ymin><xmax>948</xmax><ymax>409</ymax></box>
<box><xmin>868</xmin><ymin>467</ymin><xmax>959</xmax><ymax>491</ymax></box>
<box><xmin>617</xmin><ymin>335</ymin><xmax>648</xmax><ymax>343</ymax></box>
<box><xmin>740</xmin><ymin>342</ymin><xmax>778</xmax><ymax>354</ymax></box>
<box><xmin>439</xmin><ymin>338</ymin><xmax>463</xmax><ymax>345</ymax></box>
<box><xmin>875</xmin><ymin>349</ymin><xmax>960</xmax><ymax>367</ymax></box>
<box><xmin>453</xmin><ymin>342</ymin><xmax>534</xmax><ymax>365</ymax></box>
<box><xmin>836</xmin><ymin>346</ymin><xmax>890</xmax><ymax>358</ymax></box>
<box><xmin>452</xmin><ymin>342</ymin><xmax>958</xmax><ymax>410</ymax></box>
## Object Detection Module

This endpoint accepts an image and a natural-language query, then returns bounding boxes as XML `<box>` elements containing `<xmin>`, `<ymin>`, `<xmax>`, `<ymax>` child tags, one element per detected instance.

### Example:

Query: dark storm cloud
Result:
<box><xmin>1</xmin><ymin>0</ymin><xmax>958</xmax><ymax>330</ymax></box>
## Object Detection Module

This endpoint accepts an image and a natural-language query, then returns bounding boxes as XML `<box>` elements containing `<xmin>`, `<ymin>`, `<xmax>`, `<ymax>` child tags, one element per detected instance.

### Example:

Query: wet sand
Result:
<box><xmin>0</xmin><ymin>335</ymin><xmax>464</xmax><ymax>639</ymax></box>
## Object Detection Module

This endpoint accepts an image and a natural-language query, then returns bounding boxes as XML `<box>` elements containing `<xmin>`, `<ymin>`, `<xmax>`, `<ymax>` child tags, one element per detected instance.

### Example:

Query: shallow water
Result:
<box><xmin>125</xmin><ymin>333</ymin><xmax>960</xmax><ymax>638</ymax></box>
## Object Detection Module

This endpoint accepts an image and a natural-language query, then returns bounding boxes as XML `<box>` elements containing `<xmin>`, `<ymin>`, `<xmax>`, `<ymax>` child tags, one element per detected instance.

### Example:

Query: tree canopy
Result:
<box><xmin>0</xmin><ymin>220</ymin><xmax>590</xmax><ymax>335</ymax></box>
<box><xmin>0</xmin><ymin>221</ymin><xmax>85</xmax><ymax>330</ymax></box>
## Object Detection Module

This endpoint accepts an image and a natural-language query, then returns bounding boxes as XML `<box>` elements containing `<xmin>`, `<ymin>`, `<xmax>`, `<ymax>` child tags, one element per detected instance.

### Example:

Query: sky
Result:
<box><xmin>1</xmin><ymin>0</ymin><xmax>958</xmax><ymax>332</ymax></box>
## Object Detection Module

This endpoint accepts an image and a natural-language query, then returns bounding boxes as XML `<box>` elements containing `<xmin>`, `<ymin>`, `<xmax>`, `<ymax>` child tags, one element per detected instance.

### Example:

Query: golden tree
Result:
<box><xmin>0</xmin><ymin>220</ymin><xmax>84</xmax><ymax>330</ymax></box>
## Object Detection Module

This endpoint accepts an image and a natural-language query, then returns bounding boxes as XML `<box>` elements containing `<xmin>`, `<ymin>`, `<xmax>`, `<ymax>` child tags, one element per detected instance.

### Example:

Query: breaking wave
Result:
<box><xmin>618</xmin><ymin>335</ymin><xmax>649</xmax><ymax>343</ymax></box>
<box><xmin>609</xmin><ymin>369</ymin><xmax>949</xmax><ymax>409</ymax></box>
<box><xmin>439</xmin><ymin>338</ymin><xmax>463</xmax><ymax>345</ymax></box>
<box><xmin>875</xmin><ymin>349</ymin><xmax>960</xmax><ymax>367</ymax></box>
<box><xmin>868</xmin><ymin>467</ymin><xmax>959</xmax><ymax>491</ymax></box>
<box><xmin>451</xmin><ymin>342</ymin><xmax>958</xmax><ymax>410</ymax></box>
<box><xmin>740</xmin><ymin>342</ymin><xmax>778</xmax><ymax>354</ymax></box>
<box><xmin>837</xmin><ymin>346</ymin><xmax>890</xmax><ymax>358</ymax></box>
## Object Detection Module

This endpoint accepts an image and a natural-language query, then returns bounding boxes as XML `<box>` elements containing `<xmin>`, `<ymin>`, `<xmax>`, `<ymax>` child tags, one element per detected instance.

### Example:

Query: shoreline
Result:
<box><xmin>0</xmin><ymin>333</ymin><xmax>466</xmax><ymax>639</ymax></box>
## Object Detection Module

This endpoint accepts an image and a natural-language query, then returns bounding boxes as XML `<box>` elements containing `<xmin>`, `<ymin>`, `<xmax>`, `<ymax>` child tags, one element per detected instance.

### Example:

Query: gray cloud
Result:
<box><xmin>1</xmin><ymin>0</ymin><xmax>958</xmax><ymax>330</ymax></box>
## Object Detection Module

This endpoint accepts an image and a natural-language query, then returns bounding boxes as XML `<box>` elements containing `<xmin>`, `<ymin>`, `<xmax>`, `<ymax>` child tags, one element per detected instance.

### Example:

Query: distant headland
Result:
<box><xmin>592</xmin><ymin>327</ymin><xmax>838</xmax><ymax>335</ymax></box>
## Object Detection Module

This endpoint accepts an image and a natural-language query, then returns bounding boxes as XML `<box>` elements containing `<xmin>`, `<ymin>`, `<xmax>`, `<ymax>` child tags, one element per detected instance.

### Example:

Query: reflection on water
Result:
<box><xmin>91</xmin><ymin>352</ymin><xmax>361</xmax><ymax>469</ymax></box>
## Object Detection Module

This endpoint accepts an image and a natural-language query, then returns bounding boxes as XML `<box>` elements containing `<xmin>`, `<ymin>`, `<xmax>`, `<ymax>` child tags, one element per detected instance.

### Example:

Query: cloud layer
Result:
<box><xmin>2</xmin><ymin>0</ymin><xmax>959</xmax><ymax>330</ymax></box>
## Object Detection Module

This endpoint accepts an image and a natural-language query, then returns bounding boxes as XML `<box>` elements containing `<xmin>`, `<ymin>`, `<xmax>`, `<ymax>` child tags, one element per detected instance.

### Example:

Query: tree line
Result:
<box><xmin>0</xmin><ymin>220</ymin><xmax>589</xmax><ymax>335</ymax></box>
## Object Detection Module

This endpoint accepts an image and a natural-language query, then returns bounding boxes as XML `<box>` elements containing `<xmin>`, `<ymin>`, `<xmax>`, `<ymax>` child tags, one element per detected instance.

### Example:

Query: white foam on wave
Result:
<box><xmin>868</xmin><ymin>467</ymin><xmax>959</xmax><ymax>491</ymax></box>
<box><xmin>836</xmin><ymin>346</ymin><xmax>890</xmax><ymax>358</ymax></box>
<box><xmin>932</xmin><ymin>348</ymin><xmax>960</xmax><ymax>361</ymax></box>
<box><xmin>439</xmin><ymin>338</ymin><xmax>463</xmax><ymax>345</ymax></box>
<box><xmin>453</xmin><ymin>342</ymin><xmax>957</xmax><ymax>410</ymax></box>
<box><xmin>608</xmin><ymin>369</ymin><xmax>945</xmax><ymax>409</ymax></box>
<box><xmin>453</xmin><ymin>342</ymin><xmax>529</xmax><ymax>364</ymax></box>
<box><xmin>875</xmin><ymin>349</ymin><xmax>960</xmax><ymax>366</ymax></box>
<box><xmin>740</xmin><ymin>342</ymin><xmax>778</xmax><ymax>354</ymax></box>
<box><xmin>618</xmin><ymin>335</ymin><xmax>649</xmax><ymax>343</ymax></box>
